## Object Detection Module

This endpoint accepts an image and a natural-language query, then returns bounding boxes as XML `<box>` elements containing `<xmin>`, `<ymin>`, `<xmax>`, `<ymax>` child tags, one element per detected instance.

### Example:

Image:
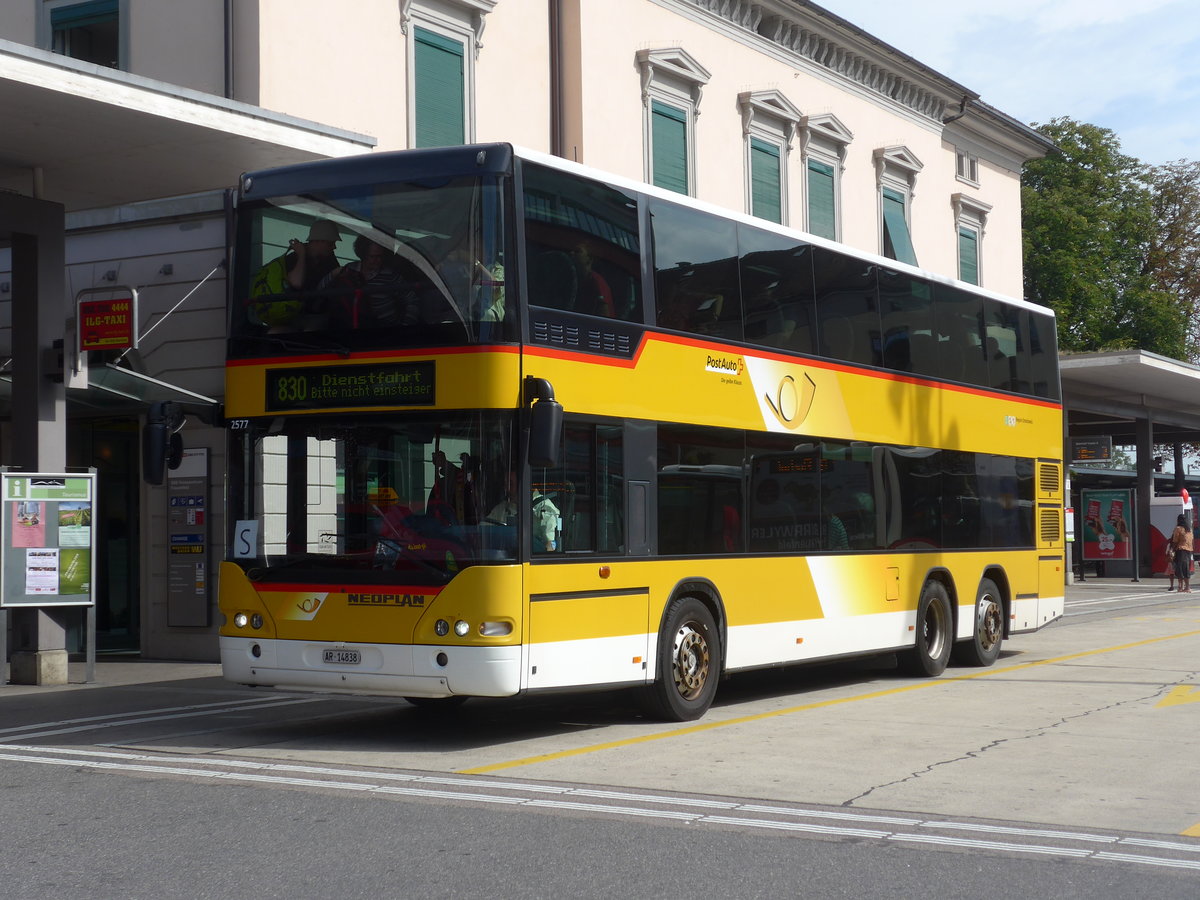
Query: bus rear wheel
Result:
<box><xmin>952</xmin><ymin>577</ymin><xmax>1004</xmax><ymax>667</ymax></box>
<box><xmin>900</xmin><ymin>580</ymin><xmax>953</xmax><ymax>677</ymax></box>
<box><xmin>643</xmin><ymin>597</ymin><xmax>720</xmax><ymax>722</ymax></box>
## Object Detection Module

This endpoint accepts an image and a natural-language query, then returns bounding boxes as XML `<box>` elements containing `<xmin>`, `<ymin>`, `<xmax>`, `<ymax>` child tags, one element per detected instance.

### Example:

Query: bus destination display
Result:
<box><xmin>266</xmin><ymin>362</ymin><xmax>435</xmax><ymax>411</ymax></box>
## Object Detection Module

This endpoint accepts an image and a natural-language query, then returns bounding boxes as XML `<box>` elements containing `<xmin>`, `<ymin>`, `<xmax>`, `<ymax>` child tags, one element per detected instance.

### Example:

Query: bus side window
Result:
<box><xmin>651</xmin><ymin>199</ymin><xmax>742</xmax><ymax>341</ymax></box>
<box><xmin>522</xmin><ymin>162</ymin><xmax>643</xmax><ymax>323</ymax></box>
<box><xmin>812</xmin><ymin>246</ymin><xmax>879</xmax><ymax>367</ymax></box>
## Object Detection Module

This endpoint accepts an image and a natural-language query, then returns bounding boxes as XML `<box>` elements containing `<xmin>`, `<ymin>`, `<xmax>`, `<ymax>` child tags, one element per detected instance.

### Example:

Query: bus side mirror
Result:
<box><xmin>529</xmin><ymin>398</ymin><xmax>563</xmax><ymax>468</ymax></box>
<box><xmin>143</xmin><ymin>401</ymin><xmax>185</xmax><ymax>485</ymax></box>
<box><xmin>525</xmin><ymin>376</ymin><xmax>563</xmax><ymax>468</ymax></box>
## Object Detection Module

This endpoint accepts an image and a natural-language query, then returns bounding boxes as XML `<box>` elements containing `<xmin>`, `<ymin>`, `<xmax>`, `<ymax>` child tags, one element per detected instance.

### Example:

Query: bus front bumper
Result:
<box><xmin>219</xmin><ymin>636</ymin><xmax>522</xmax><ymax>698</ymax></box>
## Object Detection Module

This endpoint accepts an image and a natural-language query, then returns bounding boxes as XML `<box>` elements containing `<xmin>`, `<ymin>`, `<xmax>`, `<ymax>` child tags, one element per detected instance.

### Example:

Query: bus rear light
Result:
<box><xmin>479</xmin><ymin>621</ymin><xmax>512</xmax><ymax>636</ymax></box>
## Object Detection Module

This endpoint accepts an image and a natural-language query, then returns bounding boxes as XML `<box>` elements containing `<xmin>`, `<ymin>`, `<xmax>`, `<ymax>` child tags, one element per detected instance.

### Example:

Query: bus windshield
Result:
<box><xmin>228</xmin><ymin>411</ymin><xmax>520</xmax><ymax>584</ymax></box>
<box><xmin>230</xmin><ymin>174</ymin><xmax>513</xmax><ymax>356</ymax></box>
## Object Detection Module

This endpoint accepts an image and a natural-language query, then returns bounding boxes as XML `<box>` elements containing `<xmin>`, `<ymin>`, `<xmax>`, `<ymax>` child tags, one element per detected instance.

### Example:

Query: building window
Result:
<box><xmin>881</xmin><ymin>188</ymin><xmax>917</xmax><ymax>266</ymax></box>
<box><xmin>414</xmin><ymin>27</ymin><xmax>466</xmax><ymax>147</ymax></box>
<box><xmin>403</xmin><ymin>1</ymin><xmax>495</xmax><ymax>148</ymax></box>
<box><xmin>738</xmin><ymin>90</ymin><xmax>801</xmax><ymax>225</ymax></box>
<box><xmin>799</xmin><ymin>114</ymin><xmax>852</xmax><ymax>241</ymax></box>
<box><xmin>874</xmin><ymin>146</ymin><xmax>923</xmax><ymax>266</ymax></box>
<box><xmin>952</xmin><ymin>193</ymin><xmax>992</xmax><ymax>286</ymax></box>
<box><xmin>806</xmin><ymin>159</ymin><xmax>836</xmax><ymax>240</ymax></box>
<box><xmin>958</xmin><ymin>226</ymin><xmax>979</xmax><ymax>285</ymax></box>
<box><xmin>749</xmin><ymin>138</ymin><xmax>783</xmax><ymax>223</ymax></box>
<box><xmin>637</xmin><ymin>48</ymin><xmax>710</xmax><ymax>197</ymax></box>
<box><xmin>41</xmin><ymin>0</ymin><xmax>122</xmax><ymax>69</ymax></box>
<box><xmin>956</xmin><ymin>149</ymin><xmax>980</xmax><ymax>186</ymax></box>
<box><xmin>651</xmin><ymin>100</ymin><xmax>689</xmax><ymax>194</ymax></box>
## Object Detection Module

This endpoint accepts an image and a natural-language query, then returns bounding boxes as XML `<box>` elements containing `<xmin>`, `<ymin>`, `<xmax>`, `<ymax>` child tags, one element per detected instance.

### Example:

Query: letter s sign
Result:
<box><xmin>233</xmin><ymin>520</ymin><xmax>259</xmax><ymax>558</ymax></box>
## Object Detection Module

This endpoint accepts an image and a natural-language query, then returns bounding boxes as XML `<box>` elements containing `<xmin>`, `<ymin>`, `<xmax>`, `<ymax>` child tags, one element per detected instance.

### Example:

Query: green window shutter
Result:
<box><xmin>414</xmin><ymin>27</ymin><xmax>465</xmax><ymax>148</ymax></box>
<box><xmin>958</xmin><ymin>226</ymin><xmax>979</xmax><ymax>285</ymax></box>
<box><xmin>651</xmin><ymin>100</ymin><xmax>688</xmax><ymax>195</ymax></box>
<box><xmin>749</xmin><ymin>138</ymin><xmax>782</xmax><ymax>224</ymax></box>
<box><xmin>881</xmin><ymin>187</ymin><xmax>917</xmax><ymax>266</ymax></box>
<box><xmin>51</xmin><ymin>0</ymin><xmax>118</xmax><ymax>29</ymax></box>
<box><xmin>806</xmin><ymin>159</ymin><xmax>836</xmax><ymax>239</ymax></box>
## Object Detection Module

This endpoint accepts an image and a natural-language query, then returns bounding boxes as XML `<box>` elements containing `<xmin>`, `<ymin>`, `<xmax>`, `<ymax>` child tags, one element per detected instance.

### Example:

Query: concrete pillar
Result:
<box><xmin>1135</xmin><ymin>416</ymin><xmax>1154</xmax><ymax>581</ymax></box>
<box><xmin>2</xmin><ymin>194</ymin><xmax>69</xmax><ymax>685</ymax></box>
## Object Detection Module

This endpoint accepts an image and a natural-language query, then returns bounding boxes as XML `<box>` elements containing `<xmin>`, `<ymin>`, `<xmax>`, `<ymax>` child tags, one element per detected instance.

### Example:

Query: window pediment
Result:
<box><xmin>952</xmin><ymin>191</ymin><xmax>992</xmax><ymax>226</ymax></box>
<box><xmin>802</xmin><ymin>113</ymin><xmax>853</xmax><ymax>147</ymax></box>
<box><xmin>738</xmin><ymin>89</ymin><xmax>802</xmax><ymax>143</ymax></box>
<box><xmin>874</xmin><ymin>145</ymin><xmax>923</xmax><ymax>189</ymax></box>
<box><xmin>637</xmin><ymin>47</ymin><xmax>711</xmax><ymax>108</ymax></box>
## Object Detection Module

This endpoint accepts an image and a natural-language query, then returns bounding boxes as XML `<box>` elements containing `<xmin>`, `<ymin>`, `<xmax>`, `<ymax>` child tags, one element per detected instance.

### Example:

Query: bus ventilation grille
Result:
<box><xmin>533</xmin><ymin>320</ymin><xmax>633</xmax><ymax>357</ymax></box>
<box><xmin>1037</xmin><ymin>463</ymin><xmax>1061</xmax><ymax>495</ymax></box>
<box><xmin>1038</xmin><ymin>508</ymin><xmax>1062</xmax><ymax>543</ymax></box>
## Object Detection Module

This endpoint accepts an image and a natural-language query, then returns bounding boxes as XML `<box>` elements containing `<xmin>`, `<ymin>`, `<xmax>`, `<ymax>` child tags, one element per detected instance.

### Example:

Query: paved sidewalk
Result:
<box><xmin>1</xmin><ymin>657</ymin><xmax>223</xmax><ymax>695</ymax></box>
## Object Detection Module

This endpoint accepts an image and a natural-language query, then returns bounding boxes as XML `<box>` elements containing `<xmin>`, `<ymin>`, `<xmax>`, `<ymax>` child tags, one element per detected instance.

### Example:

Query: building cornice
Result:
<box><xmin>663</xmin><ymin>0</ymin><xmax>1051</xmax><ymax>162</ymax></box>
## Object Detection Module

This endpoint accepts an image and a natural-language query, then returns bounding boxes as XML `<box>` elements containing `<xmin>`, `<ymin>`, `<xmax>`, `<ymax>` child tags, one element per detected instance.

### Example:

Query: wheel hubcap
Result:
<box><xmin>923</xmin><ymin>597</ymin><xmax>948</xmax><ymax>658</ymax></box>
<box><xmin>673</xmin><ymin>623</ymin><xmax>710</xmax><ymax>700</ymax></box>
<box><xmin>977</xmin><ymin>595</ymin><xmax>1002</xmax><ymax>650</ymax></box>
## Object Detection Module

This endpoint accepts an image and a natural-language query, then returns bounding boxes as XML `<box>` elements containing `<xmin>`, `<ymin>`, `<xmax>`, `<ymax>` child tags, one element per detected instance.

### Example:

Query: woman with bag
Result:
<box><xmin>1169</xmin><ymin>513</ymin><xmax>1193</xmax><ymax>593</ymax></box>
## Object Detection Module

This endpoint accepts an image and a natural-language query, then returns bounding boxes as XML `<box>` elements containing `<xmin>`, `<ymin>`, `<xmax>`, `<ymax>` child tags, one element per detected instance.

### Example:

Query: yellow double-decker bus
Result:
<box><xmin>217</xmin><ymin>143</ymin><xmax>1064</xmax><ymax>720</ymax></box>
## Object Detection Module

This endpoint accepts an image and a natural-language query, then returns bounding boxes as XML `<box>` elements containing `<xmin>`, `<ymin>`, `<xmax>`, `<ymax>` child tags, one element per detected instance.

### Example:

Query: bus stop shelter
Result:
<box><xmin>1060</xmin><ymin>350</ymin><xmax>1200</xmax><ymax>579</ymax></box>
<box><xmin>0</xmin><ymin>39</ymin><xmax>373</xmax><ymax>683</ymax></box>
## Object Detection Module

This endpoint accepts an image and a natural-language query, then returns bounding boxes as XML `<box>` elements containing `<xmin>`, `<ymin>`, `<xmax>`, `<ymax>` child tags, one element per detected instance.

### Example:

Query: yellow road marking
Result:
<box><xmin>1183</xmin><ymin>823</ymin><xmax>1200</xmax><ymax>837</ymax></box>
<box><xmin>1156</xmin><ymin>685</ymin><xmax>1200</xmax><ymax>707</ymax></box>
<box><xmin>458</xmin><ymin>628</ymin><xmax>1200</xmax><ymax>775</ymax></box>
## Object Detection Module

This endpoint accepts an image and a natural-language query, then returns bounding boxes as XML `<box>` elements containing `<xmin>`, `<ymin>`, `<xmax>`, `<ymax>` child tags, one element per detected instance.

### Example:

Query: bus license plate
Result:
<box><xmin>323</xmin><ymin>648</ymin><xmax>361</xmax><ymax>665</ymax></box>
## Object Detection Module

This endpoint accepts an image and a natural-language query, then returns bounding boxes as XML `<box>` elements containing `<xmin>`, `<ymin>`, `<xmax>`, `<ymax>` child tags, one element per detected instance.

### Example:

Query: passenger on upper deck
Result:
<box><xmin>317</xmin><ymin>235</ymin><xmax>418</xmax><ymax>328</ymax></box>
<box><xmin>571</xmin><ymin>241</ymin><xmax>614</xmax><ymax>318</ymax></box>
<box><xmin>247</xmin><ymin>219</ymin><xmax>342</xmax><ymax>329</ymax></box>
<box><xmin>284</xmin><ymin>219</ymin><xmax>342</xmax><ymax>292</ymax></box>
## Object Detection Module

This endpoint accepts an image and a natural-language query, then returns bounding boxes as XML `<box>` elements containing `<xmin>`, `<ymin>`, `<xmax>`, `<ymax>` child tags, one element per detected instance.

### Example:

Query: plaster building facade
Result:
<box><xmin>0</xmin><ymin>0</ymin><xmax>1051</xmax><ymax>669</ymax></box>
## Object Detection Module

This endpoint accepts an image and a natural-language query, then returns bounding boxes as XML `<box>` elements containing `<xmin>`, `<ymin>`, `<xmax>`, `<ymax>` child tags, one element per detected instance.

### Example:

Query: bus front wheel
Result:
<box><xmin>644</xmin><ymin>597</ymin><xmax>720</xmax><ymax>722</ymax></box>
<box><xmin>900</xmin><ymin>580</ymin><xmax>953</xmax><ymax>677</ymax></box>
<box><xmin>951</xmin><ymin>577</ymin><xmax>1004</xmax><ymax>667</ymax></box>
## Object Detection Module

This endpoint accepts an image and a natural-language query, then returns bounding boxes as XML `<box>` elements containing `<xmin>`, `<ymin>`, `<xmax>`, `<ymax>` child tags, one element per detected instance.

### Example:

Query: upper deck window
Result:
<box><xmin>231</xmin><ymin>173</ymin><xmax>514</xmax><ymax>357</ymax></box>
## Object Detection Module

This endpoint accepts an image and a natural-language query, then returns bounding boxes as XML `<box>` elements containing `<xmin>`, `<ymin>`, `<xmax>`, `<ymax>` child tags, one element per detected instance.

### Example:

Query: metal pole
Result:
<box><xmin>85</xmin><ymin>604</ymin><xmax>96</xmax><ymax>684</ymax></box>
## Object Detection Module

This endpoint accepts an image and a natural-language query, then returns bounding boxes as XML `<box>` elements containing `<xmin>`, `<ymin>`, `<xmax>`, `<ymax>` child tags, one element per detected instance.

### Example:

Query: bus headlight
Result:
<box><xmin>453</xmin><ymin>619</ymin><xmax>470</xmax><ymax>637</ymax></box>
<box><xmin>234</xmin><ymin>613</ymin><xmax>249</xmax><ymax>629</ymax></box>
<box><xmin>434</xmin><ymin>619</ymin><xmax>450</xmax><ymax>637</ymax></box>
<box><xmin>250</xmin><ymin>614</ymin><xmax>264</xmax><ymax>630</ymax></box>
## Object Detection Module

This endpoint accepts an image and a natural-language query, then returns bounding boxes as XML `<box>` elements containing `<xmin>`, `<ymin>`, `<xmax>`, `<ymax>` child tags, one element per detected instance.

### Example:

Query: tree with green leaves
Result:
<box><xmin>1022</xmin><ymin>118</ymin><xmax>1182</xmax><ymax>358</ymax></box>
<box><xmin>1146</xmin><ymin>159</ymin><xmax>1200</xmax><ymax>361</ymax></box>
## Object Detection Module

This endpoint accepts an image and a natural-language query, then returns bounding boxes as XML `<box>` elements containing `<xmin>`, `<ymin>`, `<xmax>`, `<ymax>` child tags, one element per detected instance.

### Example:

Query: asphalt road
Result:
<box><xmin>2</xmin><ymin>577</ymin><xmax>1199</xmax><ymax>897</ymax></box>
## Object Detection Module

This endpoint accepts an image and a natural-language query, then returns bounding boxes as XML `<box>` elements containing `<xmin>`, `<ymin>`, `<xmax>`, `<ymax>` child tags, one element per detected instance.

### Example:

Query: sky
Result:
<box><xmin>814</xmin><ymin>0</ymin><xmax>1200</xmax><ymax>166</ymax></box>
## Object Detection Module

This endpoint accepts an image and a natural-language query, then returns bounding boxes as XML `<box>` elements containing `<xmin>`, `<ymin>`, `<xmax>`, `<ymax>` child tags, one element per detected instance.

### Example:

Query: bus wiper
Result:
<box><xmin>376</xmin><ymin>537</ymin><xmax>454</xmax><ymax>583</ymax></box>
<box><xmin>259</xmin><ymin>334</ymin><xmax>352</xmax><ymax>357</ymax></box>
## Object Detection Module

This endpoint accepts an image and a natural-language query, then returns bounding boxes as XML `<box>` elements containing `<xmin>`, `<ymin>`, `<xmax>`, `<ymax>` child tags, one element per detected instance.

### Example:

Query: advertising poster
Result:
<box><xmin>11</xmin><ymin>501</ymin><xmax>45</xmax><ymax>547</ymax></box>
<box><xmin>0</xmin><ymin>473</ymin><xmax>96</xmax><ymax>608</ymax></box>
<box><xmin>1080</xmin><ymin>488</ymin><xmax>1133</xmax><ymax>562</ymax></box>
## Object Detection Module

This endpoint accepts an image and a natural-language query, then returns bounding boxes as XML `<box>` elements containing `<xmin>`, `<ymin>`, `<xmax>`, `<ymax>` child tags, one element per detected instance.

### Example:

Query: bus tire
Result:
<box><xmin>643</xmin><ymin>597</ymin><xmax>720</xmax><ymax>722</ymax></box>
<box><xmin>951</xmin><ymin>577</ymin><xmax>1004</xmax><ymax>667</ymax></box>
<box><xmin>900</xmin><ymin>580</ymin><xmax>953</xmax><ymax>677</ymax></box>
